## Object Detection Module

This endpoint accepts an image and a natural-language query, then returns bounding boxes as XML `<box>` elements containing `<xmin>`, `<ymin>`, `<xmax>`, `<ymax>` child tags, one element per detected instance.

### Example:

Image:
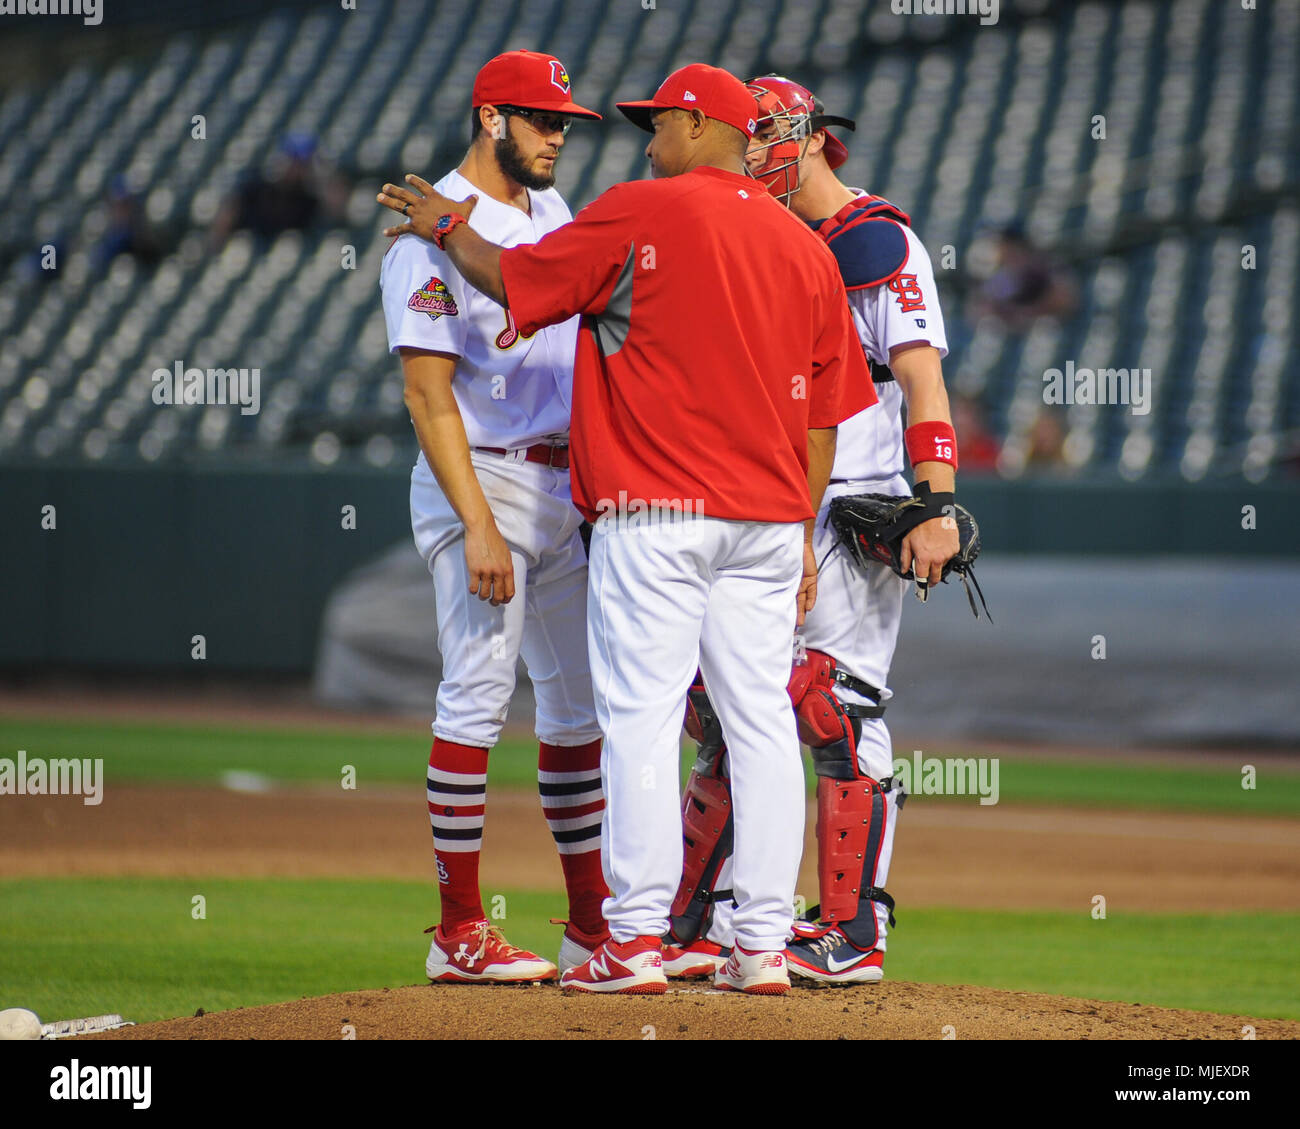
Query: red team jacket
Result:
<box><xmin>499</xmin><ymin>165</ymin><xmax>877</xmax><ymax>524</ymax></box>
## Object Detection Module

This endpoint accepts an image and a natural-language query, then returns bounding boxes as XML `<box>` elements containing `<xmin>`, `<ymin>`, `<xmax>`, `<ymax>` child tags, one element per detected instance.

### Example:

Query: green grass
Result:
<box><xmin>0</xmin><ymin>877</ymin><xmax>482</xmax><ymax>1025</ymax></box>
<box><xmin>888</xmin><ymin>908</ymin><xmax>1300</xmax><ymax>1020</ymax></box>
<box><xmin>0</xmin><ymin>717</ymin><xmax>431</xmax><ymax>787</ymax></box>
<box><xmin>2</xmin><ymin>715</ymin><xmax>1298</xmax><ymax>815</ymax></box>
<box><xmin>1</xmin><ymin>878</ymin><xmax>1296</xmax><ymax>1023</ymax></box>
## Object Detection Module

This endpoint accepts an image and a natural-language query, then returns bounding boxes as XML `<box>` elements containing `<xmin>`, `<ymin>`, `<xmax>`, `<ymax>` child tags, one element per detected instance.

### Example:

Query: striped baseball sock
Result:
<box><xmin>427</xmin><ymin>738</ymin><xmax>488</xmax><ymax>933</ymax></box>
<box><xmin>538</xmin><ymin>739</ymin><xmax>607</xmax><ymax>937</ymax></box>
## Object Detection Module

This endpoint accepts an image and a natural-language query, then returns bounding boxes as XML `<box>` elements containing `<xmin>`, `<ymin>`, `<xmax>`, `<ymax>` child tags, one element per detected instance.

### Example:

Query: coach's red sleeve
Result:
<box><xmin>500</xmin><ymin>184</ymin><xmax>639</xmax><ymax>337</ymax></box>
<box><xmin>809</xmin><ymin>267</ymin><xmax>878</xmax><ymax>428</ymax></box>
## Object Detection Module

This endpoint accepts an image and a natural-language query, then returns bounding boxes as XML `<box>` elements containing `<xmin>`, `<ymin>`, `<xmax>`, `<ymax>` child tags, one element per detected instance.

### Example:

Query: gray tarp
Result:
<box><xmin>313</xmin><ymin>548</ymin><xmax>1300</xmax><ymax>749</ymax></box>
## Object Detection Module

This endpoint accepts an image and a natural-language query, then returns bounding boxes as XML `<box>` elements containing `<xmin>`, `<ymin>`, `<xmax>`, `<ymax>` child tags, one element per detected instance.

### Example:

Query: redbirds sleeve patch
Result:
<box><xmin>408</xmin><ymin>277</ymin><xmax>459</xmax><ymax>320</ymax></box>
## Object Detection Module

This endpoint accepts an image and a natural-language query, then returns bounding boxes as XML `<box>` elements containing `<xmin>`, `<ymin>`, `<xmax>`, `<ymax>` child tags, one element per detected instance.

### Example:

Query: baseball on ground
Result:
<box><xmin>0</xmin><ymin>1008</ymin><xmax>43</xmax><ymax>1040</ymax></box>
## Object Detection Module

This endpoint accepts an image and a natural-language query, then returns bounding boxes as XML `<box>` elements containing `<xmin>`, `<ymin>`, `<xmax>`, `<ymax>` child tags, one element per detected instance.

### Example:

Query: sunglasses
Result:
<box><xmin>498</xmin><ymin>106</ymin><xmax>574</xmax><ymax>138</ymax></box>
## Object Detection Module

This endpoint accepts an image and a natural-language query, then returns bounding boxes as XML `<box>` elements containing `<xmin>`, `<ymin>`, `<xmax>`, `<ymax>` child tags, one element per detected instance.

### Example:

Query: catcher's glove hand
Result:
<box><xmin>826</xmin><ymin>483</ymin><xmax>991</xmax><ymax>620</ymax></box>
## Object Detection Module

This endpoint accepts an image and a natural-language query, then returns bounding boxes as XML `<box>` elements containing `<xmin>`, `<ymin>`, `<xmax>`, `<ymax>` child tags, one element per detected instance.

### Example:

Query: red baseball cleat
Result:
<box><xmin>662</xmin><ymin>938</ymin><xmax>728</xmax><ymax>978</ymax></box>
<box><xmin>559</xmin><ymin>936</ymin><xmax>668</xmax><ymax>994</ymax></box>
<box><xmin>424</xmin><ymin>920</ymin><xmax>557</xmax><ymax>983</ymax></box>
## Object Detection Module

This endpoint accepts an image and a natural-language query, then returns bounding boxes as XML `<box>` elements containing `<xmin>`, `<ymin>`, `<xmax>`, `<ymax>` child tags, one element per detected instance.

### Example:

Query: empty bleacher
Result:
<box><xmin>0</xmin><ymin>0</ymin><xmax>1294</xmax><ymax>480</ymax></box>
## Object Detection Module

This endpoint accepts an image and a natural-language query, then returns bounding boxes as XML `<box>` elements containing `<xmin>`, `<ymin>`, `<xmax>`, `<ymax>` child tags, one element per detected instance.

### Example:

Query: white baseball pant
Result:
<box><xmin>411</xmin><ymin>451</ymin><xmax>602</xmax><ymax>748</ymax></box>
<box><xmin>710</xmin><ymin>476</ymin><xmax>909</xmax><ymax>949</ymax></box>
<box><xmin>587</xmin><ymin>513</ymin><xmax>806</xmax><ymax>951</ymax></box>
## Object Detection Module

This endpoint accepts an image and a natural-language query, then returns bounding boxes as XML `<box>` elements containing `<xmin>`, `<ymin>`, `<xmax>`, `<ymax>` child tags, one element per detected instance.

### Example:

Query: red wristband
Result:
<box><xmin>904</xmin><ymin>420</ymin><xmax>958</xmax><ymax>470</ymax></box>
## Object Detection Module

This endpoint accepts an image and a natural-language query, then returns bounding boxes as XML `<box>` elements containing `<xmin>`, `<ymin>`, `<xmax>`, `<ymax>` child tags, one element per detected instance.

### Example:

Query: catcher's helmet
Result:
<box><xmin>744</xmin><ymin>75</ymin><xmax>856</xmax><ymax>204</ymax></box>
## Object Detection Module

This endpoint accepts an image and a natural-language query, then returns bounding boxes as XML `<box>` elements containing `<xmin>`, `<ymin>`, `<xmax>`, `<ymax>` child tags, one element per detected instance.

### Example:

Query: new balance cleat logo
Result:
<box><xmin>715</xmin><ymin>947</ymin><xmax>791</xmax><ymax>995</ymax></box>
<box><xmin>560</xmin><ymin>938</ymin><xmax>668</xmax><ymax>994</ymax></box>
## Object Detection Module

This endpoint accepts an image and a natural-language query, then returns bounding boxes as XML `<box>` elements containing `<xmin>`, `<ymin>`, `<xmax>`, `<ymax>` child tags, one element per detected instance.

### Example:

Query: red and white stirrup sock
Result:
<box><xmin>427</xmin><ymin>738</ymin><xmax>488</xmax><ymax>933</ymax></box>
<box><xmin>538</xmin><ymin>739</ymin><xmax>607</xmax><ymax>937</ymax></box>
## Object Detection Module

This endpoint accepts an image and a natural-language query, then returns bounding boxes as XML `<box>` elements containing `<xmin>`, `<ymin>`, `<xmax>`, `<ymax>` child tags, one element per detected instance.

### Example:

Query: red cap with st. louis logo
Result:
<box><xmin>472</xmin><ymin>50</ymin><xmax>602</xmax><ymax>119</ymax></box>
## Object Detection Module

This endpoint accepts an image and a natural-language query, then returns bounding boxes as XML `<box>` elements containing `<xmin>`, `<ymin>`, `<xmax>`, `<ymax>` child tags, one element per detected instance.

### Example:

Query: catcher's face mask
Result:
<box><xmin>744</xmin><ymin>77</ymin><xmax>815</xmax><ymax>204</ymax></box>
<box><xmin>744</xmin><ymin>75</ymin><xmax>857</xmax><ymax>205</ymax></box>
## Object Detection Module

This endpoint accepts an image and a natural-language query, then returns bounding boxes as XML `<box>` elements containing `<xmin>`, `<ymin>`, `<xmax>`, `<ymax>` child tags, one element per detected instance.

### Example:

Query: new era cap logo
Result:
<box><xmin>748</xmin><ymin>118</ymin><xmax>756</xmax><ymax>131</ymax></box>
<box><xmin>682</xmin><ymin>90</ymin><xmax>697</xmax><ymax>101</ymax></box>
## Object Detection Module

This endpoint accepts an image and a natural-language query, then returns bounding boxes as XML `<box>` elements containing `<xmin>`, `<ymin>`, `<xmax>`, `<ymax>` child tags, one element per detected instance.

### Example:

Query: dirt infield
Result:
<box><xmin>4</xmin><ymin>784</ymin><xmax>1299</xmax><ymax>913</ymax></box>
<box><xmin>80</xmin><ymin>981</ymin><xmax>1300</xmax><ymax>1041</ymax></box>
<box><xmin>7</xmin><ymin>779</ymin><xmax>1298</xmax><ymax>1041</ymax></box>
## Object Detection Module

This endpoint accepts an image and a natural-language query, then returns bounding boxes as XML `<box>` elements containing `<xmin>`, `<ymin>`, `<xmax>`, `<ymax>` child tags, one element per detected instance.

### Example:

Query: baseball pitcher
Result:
<box><xmin>379</xmin><ymin>51</ymin><xmax>609</xmax><ymax>984</ymax></box>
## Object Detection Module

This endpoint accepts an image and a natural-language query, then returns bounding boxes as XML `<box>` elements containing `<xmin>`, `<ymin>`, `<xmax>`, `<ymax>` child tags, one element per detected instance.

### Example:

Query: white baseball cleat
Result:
<box><xmin>424</xmin><ymin>920</ymin><xmax>557</xmax><ymax>983</ymax></box>
<box><xmin>559</xmin><ymin>936</ymin><xmax>668</xmax><ymax>994</ymax></box>
<box><xmin>713</xmin><ymin>944</ymin><xmax>791</xmax><ymax>995</ymax></box>
<box><xmin>551</xmin><ymin>918</ymin><xmax>611</xmax><ymax>978</ymax></box>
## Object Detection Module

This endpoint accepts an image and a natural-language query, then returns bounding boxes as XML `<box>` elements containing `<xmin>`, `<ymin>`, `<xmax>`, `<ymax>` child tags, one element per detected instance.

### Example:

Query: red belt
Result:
<box><xmin>476</xmin><ymin>443</ymin><xmax>570</xmax><ymax>469</ymax></box>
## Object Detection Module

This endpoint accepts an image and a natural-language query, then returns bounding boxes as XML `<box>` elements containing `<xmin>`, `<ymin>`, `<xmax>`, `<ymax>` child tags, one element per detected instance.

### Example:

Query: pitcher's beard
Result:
<box><xmin>496</xmin><ymin>133</ymin><xmax>556</xmax><ymax>190</ymax></box>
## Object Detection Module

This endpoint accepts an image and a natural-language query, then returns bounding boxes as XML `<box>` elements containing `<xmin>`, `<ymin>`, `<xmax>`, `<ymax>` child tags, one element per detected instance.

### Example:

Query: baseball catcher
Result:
<box><xmin>665</xmin><ymin>75</ymin><xmax>985</xmax><ymax>985</ymax></box>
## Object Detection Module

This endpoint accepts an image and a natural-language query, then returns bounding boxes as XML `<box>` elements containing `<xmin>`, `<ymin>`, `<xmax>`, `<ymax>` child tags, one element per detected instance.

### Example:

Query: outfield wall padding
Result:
<box><xmin>0</xmin><ymin>462</ymin><xmax>1295</xmax><ymax>674</ymax></box>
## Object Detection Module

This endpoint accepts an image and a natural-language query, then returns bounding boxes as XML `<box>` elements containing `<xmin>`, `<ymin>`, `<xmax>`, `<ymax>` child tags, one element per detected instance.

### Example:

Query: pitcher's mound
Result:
<box><xmin>82</xmin><ymin>981</ymin><xmax>1299</xmax><ymax>1040</ymax></box>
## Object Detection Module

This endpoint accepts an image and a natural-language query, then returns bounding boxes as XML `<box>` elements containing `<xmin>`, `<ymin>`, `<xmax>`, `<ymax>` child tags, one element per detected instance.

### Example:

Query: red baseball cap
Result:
<box><xmin>472</xmin><ymin>50</ymin><xmax>601</xmax><ymax>119</ymax></box>
<box><xmin>616</xmin><ymin>63</ymin><xmax>758</xmax><ymax>139</ymax></box>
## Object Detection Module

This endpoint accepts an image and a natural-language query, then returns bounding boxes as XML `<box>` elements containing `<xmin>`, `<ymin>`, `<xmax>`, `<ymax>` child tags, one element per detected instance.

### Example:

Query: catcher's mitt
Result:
<box><xmin>826</xmin><ymin>485</ymin><xmax>991</xmax><ymax>620</ymax></box>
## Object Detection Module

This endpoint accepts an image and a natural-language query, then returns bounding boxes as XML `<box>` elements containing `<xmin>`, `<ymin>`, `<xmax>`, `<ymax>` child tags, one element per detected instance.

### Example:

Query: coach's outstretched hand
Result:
<box><xmin>378</xmin><ymin>174</ymin><xmax>478</xmax><ymax>241</ymax></box>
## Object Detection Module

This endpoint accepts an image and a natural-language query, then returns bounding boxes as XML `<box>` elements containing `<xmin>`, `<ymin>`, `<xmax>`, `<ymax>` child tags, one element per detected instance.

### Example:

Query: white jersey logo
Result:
<box><xmin>381</xmin><ymin>167</ymin><xmax>580</xmax><ymax>451</ymax></box>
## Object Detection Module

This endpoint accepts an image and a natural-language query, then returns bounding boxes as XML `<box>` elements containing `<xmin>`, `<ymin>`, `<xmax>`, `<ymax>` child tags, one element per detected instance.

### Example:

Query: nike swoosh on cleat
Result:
<box><xmin>825</xmin><ymin>952</ymin><xmax>870</xmax><ymax>973</ymax></box>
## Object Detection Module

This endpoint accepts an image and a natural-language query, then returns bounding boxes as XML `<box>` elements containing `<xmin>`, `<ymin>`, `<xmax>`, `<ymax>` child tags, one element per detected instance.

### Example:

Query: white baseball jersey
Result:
<box><xmin>380</xmin><ymin>166</ymin><xmax>600</xmax><ymax>751</ymax></box>
<box><xmin>380</xmin><ymin>168</ymin><xmax>581</xmax><ymax>463</ymax></box>
<box><xmin>829</xmin><ymin>197</ymin><xmax>949</xmax><ymax>487</ymax></box>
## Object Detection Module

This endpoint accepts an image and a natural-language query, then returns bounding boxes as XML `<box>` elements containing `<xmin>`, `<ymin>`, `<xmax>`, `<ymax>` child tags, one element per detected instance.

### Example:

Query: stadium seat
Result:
<box><xmin>0</xmin><ymin>0</ymin><xmax>1293</xmax><ymax>477</ymax></box>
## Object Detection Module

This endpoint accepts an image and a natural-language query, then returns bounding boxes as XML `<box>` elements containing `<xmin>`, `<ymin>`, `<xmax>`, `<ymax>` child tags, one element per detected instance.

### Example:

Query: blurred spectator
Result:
<box><xmin>950</xmin><ymin>393</ymin><xmax>1001</xmax><ymax>472</ymax></box>
<box><xmin>1024</xmin><ymin>407</ymin><xmax>1068</xmax><ymax>470</ymax></box>
<box><xmin>210</xmin><ymin>133</ymin><xmax>348</xmax><ymax>248</ymax></box>
<box><xmin>96</xmin><ymin>176</ymin><xmax>165</xmax><ymax>269</ymax></box>
<box><xmin>968</xmin><ymin>224</ymin><xmax>1077</xmax><ymax>331</ymax></box>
